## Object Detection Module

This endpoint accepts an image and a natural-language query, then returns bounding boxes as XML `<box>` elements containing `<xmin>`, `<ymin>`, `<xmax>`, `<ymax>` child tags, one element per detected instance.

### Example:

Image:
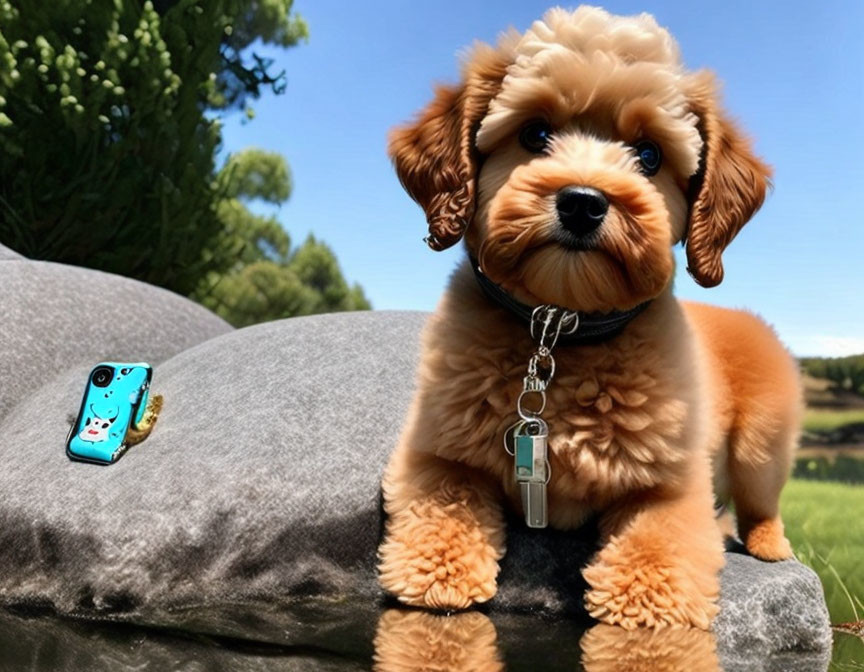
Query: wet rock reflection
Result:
<box><xmin>0</xmin><ymin>602</ymin><xmax>832</xmax><ymax>671</ymax></box>
<box><xmin>374</xmin><ymin>609</ymin><xmax>504</xmax><ymax>672</ymax></box>
<box><xmin>580</xmin><ymin>623</ymin><xmax>720</xmax><ymax>672</ymax></box>
<box><xmin>373</xmin><ymin>608</ymin><xmax>721</xmax><ymax>672</ymax></box>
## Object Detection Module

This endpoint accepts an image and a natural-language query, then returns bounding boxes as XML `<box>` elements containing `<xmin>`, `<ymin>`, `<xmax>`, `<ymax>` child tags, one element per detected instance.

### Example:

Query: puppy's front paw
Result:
<box><xmin>583</xmin><ymin>540</ymin><xmax>719</xmax><ymax>630</ymax></box>
<box><xmin>378</xmin><ymin>498</ymin><xmax>501</xmax><ymax>610</ymax></box>
<box><xmin>742</xmin><ymin>516</ymin><xmax>794</xmax><ymax>561</ymax></box>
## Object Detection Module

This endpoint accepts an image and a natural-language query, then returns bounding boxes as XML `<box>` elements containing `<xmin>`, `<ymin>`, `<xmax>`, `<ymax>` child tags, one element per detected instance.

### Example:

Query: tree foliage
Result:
<box><xmin>801</xmin><ymin>355</ymin><xmax>864</xmax><ymax>396</ymax></box>
<box><xmin>193</xmin><ymin>148</ymin><xmax>370</xmax><ymax>326</ymax></box>
<box><xmin>0</xmin><ymin>0</ymin><xmax>368</xmax><ymax>325</ymax></box>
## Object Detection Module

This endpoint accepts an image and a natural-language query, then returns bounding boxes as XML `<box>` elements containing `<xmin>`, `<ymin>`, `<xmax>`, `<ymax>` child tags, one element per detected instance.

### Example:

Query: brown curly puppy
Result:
<box><xmin>378</xmin><ymin>6</ymin><xmax>801</xmax><ymax>630</ymax></box>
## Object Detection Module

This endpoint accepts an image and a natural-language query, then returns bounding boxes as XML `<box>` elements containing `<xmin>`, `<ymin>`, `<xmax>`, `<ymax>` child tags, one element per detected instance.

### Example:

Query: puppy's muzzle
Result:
<box><xmin>556</xmin><ymin>186</ymin><xmax>609</xmax><ymax>238</ymax></box>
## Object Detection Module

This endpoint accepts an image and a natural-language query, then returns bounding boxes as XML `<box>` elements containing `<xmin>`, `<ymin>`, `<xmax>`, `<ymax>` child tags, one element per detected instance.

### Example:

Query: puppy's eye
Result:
<box><xmin>633</xmin><ymin>140</ymin><xmax>662</xmax><ymax>176</ymax></box>
<box><xmin>519</xmin><ymin>120</ymin><xmax>553</xmax><ymax>153</ymax></box>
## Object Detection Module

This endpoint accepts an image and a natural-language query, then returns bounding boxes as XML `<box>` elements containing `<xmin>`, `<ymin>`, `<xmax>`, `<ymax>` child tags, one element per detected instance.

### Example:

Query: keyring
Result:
<box><xmin>517</xmin><ymin>389</ymin><xmax>546</xmax><ymax>420</ymax></box>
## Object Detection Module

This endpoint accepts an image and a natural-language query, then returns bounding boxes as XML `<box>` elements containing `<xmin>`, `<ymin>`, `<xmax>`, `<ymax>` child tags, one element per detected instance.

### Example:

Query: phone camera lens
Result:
<box><xmin>120</xmin><ymin>368</ymin><xmax>131</xmax><ymax>375</ymax></box>
<box><xmin>92</xmin><ymin>366</ymin><xmax>114</xmax><ymax>388</ymax></box>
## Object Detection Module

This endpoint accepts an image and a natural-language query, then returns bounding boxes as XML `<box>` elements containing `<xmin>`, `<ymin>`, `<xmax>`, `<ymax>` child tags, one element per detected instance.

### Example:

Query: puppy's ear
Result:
<box><xmin>389</xmin><ymin>45</ymin><xmax>510</xmax><ymax>250</ymax></box>
<box><xmin>684</xmin><ymin>72</ymin><xmax>772</xmax><ymax>287</ymax></box>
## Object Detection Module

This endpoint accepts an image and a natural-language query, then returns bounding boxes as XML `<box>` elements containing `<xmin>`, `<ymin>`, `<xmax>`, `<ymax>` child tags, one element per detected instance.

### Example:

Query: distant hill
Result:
<box><xmin>799</xmin><ymin>354</ymin><xmax>864</xmax><ymax>400</ymax></box>
<box><xmin>803</xmin><ymin>374</ymin><xmax>864</xmax><ymax>410</ymax></box>
<box><xmin>799</xmin><ymin>357</ymin><xmax>864</xmax><ymax>448</ymax></box>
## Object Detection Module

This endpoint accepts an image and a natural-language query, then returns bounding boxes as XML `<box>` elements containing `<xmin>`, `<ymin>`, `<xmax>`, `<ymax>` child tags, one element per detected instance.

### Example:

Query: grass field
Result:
<box><xmin>781</xmin><ymin>479</ymin><xmax>864</xmax><ymax>668</ymax></box>
<box><xmin>804</xmin><ymin>408</ymin><xmax>864</xmax><ymax>434</ymax></box>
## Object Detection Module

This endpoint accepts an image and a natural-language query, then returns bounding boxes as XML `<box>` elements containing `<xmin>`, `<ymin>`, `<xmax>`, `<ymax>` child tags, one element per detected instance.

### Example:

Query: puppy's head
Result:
<box><xmin>390</xmin><ymin>7</ymin><xmax>771</xmax><ymax>312</ymax></box>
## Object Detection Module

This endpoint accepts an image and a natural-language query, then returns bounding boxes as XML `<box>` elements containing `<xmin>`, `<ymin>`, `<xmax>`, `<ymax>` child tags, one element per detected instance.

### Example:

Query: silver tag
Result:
<box><xmin>520</xmin><ymin>482</ymin><xmax>547</xmax><ymax>529</ymax></box>
<box><xmin>512</xmin><ymin>419</ymin><xmax>549</xmax><ymax>528</ymax></box>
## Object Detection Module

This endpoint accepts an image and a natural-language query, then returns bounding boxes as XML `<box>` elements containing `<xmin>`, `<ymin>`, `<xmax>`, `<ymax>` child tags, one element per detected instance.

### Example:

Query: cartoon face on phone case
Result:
<box><xmin>66</xmin><ymin>362</ymin><xmax>152</xmax><ymax>465</ymax></box>
<box><xmin>76</xmin><ymin>404</ymin><xmax>120</xmax><ymax>443</ymax></box>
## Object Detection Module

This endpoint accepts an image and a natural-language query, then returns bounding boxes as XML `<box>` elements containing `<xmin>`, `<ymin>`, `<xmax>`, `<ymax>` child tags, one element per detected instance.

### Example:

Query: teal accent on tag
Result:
<box><xmin>515</xmin><ymin>435</ymin><xmax>534</xmax><ymax>478</ymax></box>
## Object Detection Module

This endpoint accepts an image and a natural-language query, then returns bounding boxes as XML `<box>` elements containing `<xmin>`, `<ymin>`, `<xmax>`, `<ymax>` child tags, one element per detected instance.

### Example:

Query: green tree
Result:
<box><xmin>800</xmin><ymin>357</ymin><xmax>827</xmax><ymax>380</ymax></box>
<box><xmin>0</xmin><ymin>0</ymin><xmax>369</xmax><ymax>324</ymax></box>
<box><xmin>801</xmin><ymin>354</ymin><xmax>864</xmax><ymax>396</ymax></box>
<box><xmin>193</xmin><ymin>148</ymin><xmax>370</xmax><ymax>326</ymax></box>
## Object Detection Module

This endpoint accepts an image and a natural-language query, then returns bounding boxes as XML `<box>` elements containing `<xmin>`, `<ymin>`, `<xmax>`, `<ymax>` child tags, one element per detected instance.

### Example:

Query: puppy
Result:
<box><xmin>378</xmin><ymin>6</ymin><xmax>801</xmax><ymax>630</ymax></box>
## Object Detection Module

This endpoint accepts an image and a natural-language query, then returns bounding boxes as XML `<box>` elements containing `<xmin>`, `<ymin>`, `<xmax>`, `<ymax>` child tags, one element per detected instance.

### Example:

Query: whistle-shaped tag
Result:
<box><xmin>520</xmin><ymin>481</ymin><xmax>547</xmax><ymax>529</ymax></box>
<box><xmin>512</xmin><ymin>419</ymin><xmax>549</xmax><ymax>528</ymax></box>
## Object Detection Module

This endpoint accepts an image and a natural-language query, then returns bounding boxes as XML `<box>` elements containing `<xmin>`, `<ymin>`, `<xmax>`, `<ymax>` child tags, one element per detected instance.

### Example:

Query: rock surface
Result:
<box><xmin>0</xmin><ymin>257</ymin><xmax>833</xmax><ymax>664</ymax></box>
<box><xmin>0</xmin><ymin>257</ymin><xmax>232</xmax><ymax>420</ymax></box>
<box><xmin>715</xmin><ymin>550</ymin><xmax>832</xmax><ymax>669</ymax></box>
<box><xmin>0</xmin><ymin>242</ymin><xmax>23</xmax><ymax>260</ymax></box>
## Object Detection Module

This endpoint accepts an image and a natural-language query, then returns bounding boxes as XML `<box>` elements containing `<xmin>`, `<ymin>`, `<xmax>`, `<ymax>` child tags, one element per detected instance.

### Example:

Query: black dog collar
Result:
<box><xmin>470</xmin><ymin>256</ymin><xmax>651</xmax><ymax>345</ymax></box>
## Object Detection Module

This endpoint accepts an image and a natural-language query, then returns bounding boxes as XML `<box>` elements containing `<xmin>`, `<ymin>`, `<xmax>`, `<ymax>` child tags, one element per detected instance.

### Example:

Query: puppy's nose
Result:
<box><xmin>556</xmin><ymin>186</ymin><xmax>608</xmax><ymax>237</ymax></box>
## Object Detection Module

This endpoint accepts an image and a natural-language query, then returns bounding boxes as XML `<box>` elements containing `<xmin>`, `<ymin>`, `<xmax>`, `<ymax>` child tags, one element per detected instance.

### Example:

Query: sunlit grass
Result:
<box><xmin>781</xmin><ymin>479</ymin><xmax>864</xmax><ymax>668</ymax></box>
<box><xmin>803</xmin><ymin>408</ymin><xmax>864</xmax><ymax>433</ymax></box>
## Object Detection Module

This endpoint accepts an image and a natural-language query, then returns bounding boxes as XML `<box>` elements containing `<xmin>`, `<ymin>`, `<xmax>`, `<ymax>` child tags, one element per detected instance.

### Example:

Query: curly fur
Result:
<box><xmin>379</xmin><ymin>6</ymin><xmax>800</xmax><ymax>631</ymax></box>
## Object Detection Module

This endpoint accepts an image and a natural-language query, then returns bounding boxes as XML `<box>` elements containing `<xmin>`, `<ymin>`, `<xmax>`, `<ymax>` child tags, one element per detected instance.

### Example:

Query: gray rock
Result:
<box><xmin>0</xmin><ymin>300</ymin><xmax>832</xmax><ymax>664</ymax></box>
<box><xmin>0</xmin><ymin>242</ymin><xmax>24</xmax><ymax>260</ymax></box>
<box><xmin>0</xmin><ymin>260</ymin><xmax>232</xmax><ymax>421</ymax></box>
<box><xmin>714</xmin><ymin>550</ymin><xmax>834</xmax><ymax>670</ymax></box>
<box><xmin>0</xmin><ymin>313</ymin><xmax>420</xmax><ymax>613</ymax></box>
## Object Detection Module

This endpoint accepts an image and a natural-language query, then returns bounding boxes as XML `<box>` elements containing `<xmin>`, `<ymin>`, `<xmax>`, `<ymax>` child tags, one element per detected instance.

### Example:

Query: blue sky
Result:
<box><xmin>219</xmin><ymin>1</ymin><xmax>864</xmax><ymax>357</ymax></box>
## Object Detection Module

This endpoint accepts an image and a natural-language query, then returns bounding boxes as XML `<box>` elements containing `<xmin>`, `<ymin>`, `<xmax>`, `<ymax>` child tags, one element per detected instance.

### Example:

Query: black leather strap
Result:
<box><xmin>470</xmin><ymin>256</ymin><xmax>651</xmax><ymax>345</ymax></box>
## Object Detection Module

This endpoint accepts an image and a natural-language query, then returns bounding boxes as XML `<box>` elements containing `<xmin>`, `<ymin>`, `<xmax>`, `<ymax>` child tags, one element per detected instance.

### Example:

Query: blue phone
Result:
<box><xmin>66</xmin><ymin>362</ymin><xmax>152</xmax><ymax>465</ymax></box>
